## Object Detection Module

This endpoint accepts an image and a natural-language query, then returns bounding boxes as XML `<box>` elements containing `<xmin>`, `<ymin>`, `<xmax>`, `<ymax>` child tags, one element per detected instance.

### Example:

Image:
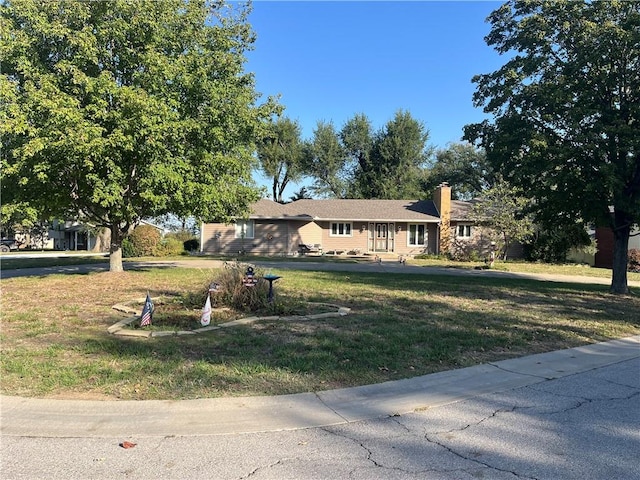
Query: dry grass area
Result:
<box><xmin>1</xmin><ymin>266</ymin><xmax>638</xmax><ymax>400</ymax></box>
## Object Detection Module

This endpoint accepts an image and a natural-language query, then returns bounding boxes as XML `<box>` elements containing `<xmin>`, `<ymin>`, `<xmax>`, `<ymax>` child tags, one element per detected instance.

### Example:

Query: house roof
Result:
<box><xmin>250</xmin><ymin>199</ymin><xmax>445</xmax><ymax>222</ymax></box>
<box><xmin>248</xmin><ymin>199</ymin><xmax>290</xmax><ymax>218</ymax></box>
<box><xmin>450</xmin><ymin>200</ymin><xmax>473</xmax><ymax>222</ymax></box>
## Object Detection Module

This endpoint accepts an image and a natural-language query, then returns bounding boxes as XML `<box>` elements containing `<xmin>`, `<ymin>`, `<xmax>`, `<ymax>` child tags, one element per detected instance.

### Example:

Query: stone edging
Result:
<box><xmin>108</xmin><ymin>298</ymin><xmax>351</xmax><ymax>338</ymax></box>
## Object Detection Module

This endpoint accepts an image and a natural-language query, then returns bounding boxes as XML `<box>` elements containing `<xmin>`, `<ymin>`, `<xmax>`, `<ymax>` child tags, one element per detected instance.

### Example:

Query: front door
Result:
<box><xmin>368</xmin><ymin>223</ymin><xmax>394</xmax><ymax>252</ymax></box>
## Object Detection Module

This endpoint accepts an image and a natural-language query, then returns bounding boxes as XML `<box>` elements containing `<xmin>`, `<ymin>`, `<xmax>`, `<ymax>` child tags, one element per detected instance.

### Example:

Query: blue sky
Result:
<box><xmin>244</xmin><ymin>1</ymin><xmax>505</xmax><ymax>198</ymax></box>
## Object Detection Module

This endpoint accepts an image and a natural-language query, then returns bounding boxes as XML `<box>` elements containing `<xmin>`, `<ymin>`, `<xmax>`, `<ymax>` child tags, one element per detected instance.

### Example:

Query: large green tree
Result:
<box><xmin>256</xmin><ymin>117</ymin><xmax>305</xmax><ymax>203</ymax></box>
<box><xmin>339</xmin><ymin>113</ymin><xmax>373</xmax><ymax>195</ymax></box>
<box><xmin>1</xmin><ymin>0</ymin><xmax>277</xmax><ymax>271</ymax></box>
<box><xmin>304</xmin><ymin>111</ymin><xmax>430</xmax><ymax>199</ymax></box>
<box><xmin>305</xmin><ymin>120</ymin><xmax>349</xmax><ymax>198</ymax></box>
<box><xmin>354</xmin><ymin>110</ymin><xmax>430</xmax><ymax>199</ymax></box>
<box><xmin>423</xmin><ymin>142</ymin><xmax>493</xmax><ymax>201</ymax></box>
<box><xmin>464</xmin><ymin>0</ymin><xmax>640</xmax><ymax>293</ymax></box>
<box><xmin>0</xmin><ymin>201</ymin><xmax>38</xmax><ymax>238</ymax></box>
<box><xmin>469</xmin><ymin>180</ymin><xmax>534</xmax><ymax>261</ymax></box>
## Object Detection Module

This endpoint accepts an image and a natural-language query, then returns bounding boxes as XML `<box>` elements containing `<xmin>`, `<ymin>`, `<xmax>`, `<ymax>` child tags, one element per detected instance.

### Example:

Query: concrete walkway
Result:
<box><xmin>2</xmin><ymin>336</ymin><xmax>638</xmax><ymax>438</ymax></box>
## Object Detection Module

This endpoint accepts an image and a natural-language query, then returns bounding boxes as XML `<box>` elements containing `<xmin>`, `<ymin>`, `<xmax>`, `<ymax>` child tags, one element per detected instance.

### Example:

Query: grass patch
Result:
<box><xmin>410</xmin><ymin>257</ymin><xmax>640</xmax><ymax>281</ymax></box>
<box><xmin>1</xmin><ymin>266</ymin><xmax>638</xmax><ymax>400</ymax></box>
<box><xmin>0</xmin><ymin>255</ymin><xmax>108</xmax><ymax>270</ymax></box>
<box><xmin>0</xmin><ymin>253</ymin><xmax>362</xmax><ymax>271</ymax></box>
<box><xmin>490</xmin><ymin>260</ymin><xmax>640</xmax><ymax>279</ymax></box>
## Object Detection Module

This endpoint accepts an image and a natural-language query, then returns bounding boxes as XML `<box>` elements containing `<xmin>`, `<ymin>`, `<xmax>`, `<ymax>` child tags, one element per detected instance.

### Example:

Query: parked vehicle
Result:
<box><xmin>0</xmin><ymin>238</ymin><xmax>20</xmax><ymax>252</ymax></box>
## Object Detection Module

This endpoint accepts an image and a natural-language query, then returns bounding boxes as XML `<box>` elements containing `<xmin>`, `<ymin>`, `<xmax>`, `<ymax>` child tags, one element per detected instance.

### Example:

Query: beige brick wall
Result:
<box><xmin>289</xmin><ymin>221</ymin><xmax>322</xmax><ymax>255</ymax></box>
<box><xmin>201</xmin><ymin>222</ymin><xmax>236</xmax><ymax>253</ymax></box>
<box><xmin>202</xmin><ymin>220</ymin><xmax>323</xmax><ymax>256</ymax></box>
<box><xmin>202</xmin><ymin>219</ymin><xmax>441</xmax><ymax>256</ymax></box>
<box><xmin>319</xmin><ymin>221</ymin><xmax>368</xmax><ymax>253</ymax></box>
<box><xmin>449</xmin><ymin>223</ymin><xmax>525</xmax><ymax>260</ymax></box>
<box><xmin>394</xmin><ymin>223</ymin><xmax>437</xmax><ymax>256</ymax></box>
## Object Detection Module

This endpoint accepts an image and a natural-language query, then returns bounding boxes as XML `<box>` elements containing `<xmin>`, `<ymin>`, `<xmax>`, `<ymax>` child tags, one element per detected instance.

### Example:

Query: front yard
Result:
<box><xmin>1</xmin><ymin>264</ymin><xmax>638</xmax><ymax>400</ymax></box>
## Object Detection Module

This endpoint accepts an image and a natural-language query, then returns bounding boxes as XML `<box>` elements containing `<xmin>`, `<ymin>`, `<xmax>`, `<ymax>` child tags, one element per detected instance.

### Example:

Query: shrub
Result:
<box><xmin>165</xmin><ymin>230</ymin><xmax>196</xmax><ymax>243</ymax></box>
<box><xmin>629</xmin><ymin>249</ymin><xmax>640</xmax><ymax>272</ymax></box>
<box><xmin>155</xmin><ymin>237</ymin><xmax>184</xmax><ymax>257</ymax></box>
<box><xmin>524</xmin><ymin>224</ymin><xmax>591</xmax><ymax>263</ymax></box>
<box><xmin>161</xmin><ymin>230</ymin><xmax>198</xmax><ymax>253</ymax></box>
<box><xmin>121</xmin><ymin>237</ymin><xmax>138</xmax><ymax>258</ymax></box>
<box><xmin>413</xmin><ymin>253</ymin><xmax>443</xmax><ymax>260</ymax></box>
<box><xmin>183</xmin><ymin>238</ymin><xmax>199</xmax><ymax>252</ymax></box>
<box><xmin>208</xmin><ymin>261</ymin><xmax>269</xmax><ymax>312</ymax></box>
<box><xmin>449</xmin><ymin>239</ymin><xmax>484</xmax><ymax>262</ymax></box>
<box><xmin>129</xmin><ymin>225</ymin><xmax>162</xmax><ymax>256</ymax></box>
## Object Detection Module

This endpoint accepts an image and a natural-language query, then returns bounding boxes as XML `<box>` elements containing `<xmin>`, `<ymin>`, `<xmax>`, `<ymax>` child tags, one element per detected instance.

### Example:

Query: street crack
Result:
<box><xmin>424</xmin><ymin>431</ymin><xmax>538</xmax><ymax>480</ymax></box>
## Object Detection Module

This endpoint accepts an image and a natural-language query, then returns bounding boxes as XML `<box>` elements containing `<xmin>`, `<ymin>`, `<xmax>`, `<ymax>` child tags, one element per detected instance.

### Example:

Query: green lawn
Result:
<box><xmin>1</xmin><ymin>265</ymin><xmax>638</xmax><ymax>400</ymax></box>
<box><xmin>410</xmin><ymin>257</ymin><xmax>640</xmax><ymax>281</ymax></box>
<box><xmin>0</xmin><ymin>254</ymin><xmax>108</xmax><ymax>270</ymax></box>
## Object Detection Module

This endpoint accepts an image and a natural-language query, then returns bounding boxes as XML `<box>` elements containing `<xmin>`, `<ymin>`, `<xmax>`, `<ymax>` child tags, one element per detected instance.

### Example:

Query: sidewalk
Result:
<box><xmin>2</xmin><ymin>336</ymin><xmax>638</xmax><ymax>438</ymax></box>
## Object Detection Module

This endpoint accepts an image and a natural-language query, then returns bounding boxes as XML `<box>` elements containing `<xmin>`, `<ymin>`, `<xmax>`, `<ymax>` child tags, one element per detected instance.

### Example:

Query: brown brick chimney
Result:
<box><xmin>434</xmin><ymin>182</ymin><xmax>452</xmax><ymax>254</ymax></box>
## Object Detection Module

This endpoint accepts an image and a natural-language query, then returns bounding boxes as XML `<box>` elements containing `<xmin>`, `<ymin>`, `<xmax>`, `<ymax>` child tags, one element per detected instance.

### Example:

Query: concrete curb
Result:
<box><xmin>2</xmin><ymin>335</ymin><xmax>638</xmax><ymax>438</ymax></box>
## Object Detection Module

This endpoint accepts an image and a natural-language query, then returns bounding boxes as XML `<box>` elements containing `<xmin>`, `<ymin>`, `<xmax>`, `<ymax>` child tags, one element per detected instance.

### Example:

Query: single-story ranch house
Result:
<box><xmin>200</xmin><ymin>183</ymin><xmax>495</xmax><ymax>258</ymax></box>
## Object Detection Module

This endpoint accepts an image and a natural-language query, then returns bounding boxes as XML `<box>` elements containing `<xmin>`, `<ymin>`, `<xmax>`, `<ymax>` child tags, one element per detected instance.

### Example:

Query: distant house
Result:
<box><xmin>9</xmin><ymin>220</ymin><xmax>95</xmax><ymax>251</ymax></box>
<box><xmin>594</xmin><ymin>226</ymin><xmax>640</xmax><ymax>269</ymax></box>
<box><xmin>200</xmin><ymin>184</ymin><xmax>497</xmax><ymax>258</ymax></box>
<box><xmin>48</xmin><ymin>220</ymin><xmax>96</xmax><ymax>251</ymax></box>
<box><xmin>46</xmin><ymin>219</ymin><xmax>167</xmax><ymax>252</ymax></box>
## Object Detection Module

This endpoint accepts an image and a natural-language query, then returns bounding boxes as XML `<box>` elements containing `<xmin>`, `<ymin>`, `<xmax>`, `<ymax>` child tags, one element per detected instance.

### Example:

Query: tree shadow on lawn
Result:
<box><xmin>98</xmin><ymin>270</ymin><xmax>640</xmax><ymax>355</ymax></box>
<box><xmin>297</xmin><ymin>271</ymin><xmax>639</xmax><ymax>318</ymax></box>
<box><xmin>78</xmin><ymin>271</ymin><xmax>639</xmax><ymax>398</ymax></box>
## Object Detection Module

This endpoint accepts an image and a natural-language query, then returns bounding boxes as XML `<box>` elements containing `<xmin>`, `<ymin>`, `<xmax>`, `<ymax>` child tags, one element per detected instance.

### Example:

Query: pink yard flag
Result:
<box><xmin>140</xmin><ymin>293</ymin><xmax>153</xmax><ymax>327</ymax></box>
<box><xmin>201</xmin><ymin>294</ymin><xmax>212</xmax><ymax>326</ymax></box>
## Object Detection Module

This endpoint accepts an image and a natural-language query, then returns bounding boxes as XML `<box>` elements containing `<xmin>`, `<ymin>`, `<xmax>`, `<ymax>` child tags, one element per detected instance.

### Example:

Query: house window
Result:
<box><xmin>330</xmin><ymin>222</ymin><xmax>352</xmax><ymax>237</ymax></box>
<box><xmin>408</xmin><ymin>224</ymin><xmax>426</xmax><ymax>246</ymax></box>
<box><xmin>235</xmin><ymin>220</ymin><xmax>255</xmax><ymax>239</ymax></box>
<box><xmin>457</xmin><ymin>225</ymin><xmax>472</xmax><ymax>239</ymax></box>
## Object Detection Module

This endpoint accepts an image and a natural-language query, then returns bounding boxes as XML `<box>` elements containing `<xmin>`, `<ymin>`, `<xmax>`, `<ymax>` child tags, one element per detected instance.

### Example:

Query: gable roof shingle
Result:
<box><xmin>250</xmin><ymin>199</ymin><xmax>444</xmax><ymax>222</ymax></box>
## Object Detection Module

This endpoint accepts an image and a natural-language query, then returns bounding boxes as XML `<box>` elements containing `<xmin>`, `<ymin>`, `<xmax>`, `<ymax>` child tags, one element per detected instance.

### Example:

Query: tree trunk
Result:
<box><xmin>501</xmin><ymin>233</ymin><xmax>509</xmax><ymax>261</ymax></box>
<box><xmin>109</xmin><ymin>224</ymin><xmax>124</xmax><ymax>273</ymax></box>
<box><xmin>610</xmin><ymin>222</ymin><xmax>630</xmax><ymax>294</ymax></box>
<box><xmin>277</xmin><ymin>176</ymin><xmax>289</xmax><ymax>204</ymax></box>
<box><xmin>272</xmin><ymin>178</ymin><xmax>280</xmax><ymax>203</ymax></box>
<box><xmin>91</xmin><ymin>227</ymin><xmax>111</xmax><ymax>252</ymax></box>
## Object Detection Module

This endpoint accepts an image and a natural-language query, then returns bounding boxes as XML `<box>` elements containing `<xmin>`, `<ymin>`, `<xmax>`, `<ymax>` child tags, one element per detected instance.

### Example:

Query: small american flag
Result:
<box><xmin>140</xmin><ymin>293</ymin><xmax>153</xmax><ymax>327</ymax></box>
